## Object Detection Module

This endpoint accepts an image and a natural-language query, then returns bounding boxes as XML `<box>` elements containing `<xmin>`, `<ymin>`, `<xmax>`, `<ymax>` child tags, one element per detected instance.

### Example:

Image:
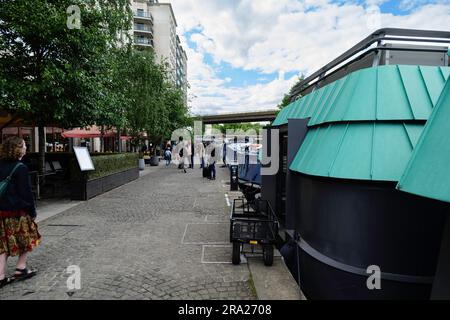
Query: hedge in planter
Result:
<box><xmin>87</xmin><ymin>153</ymin><xmax>138</xmax><ymax>180</ymax></box>
<box><xmin>70</xmin><ymin>153</ymin><xmax>138</xmax><ymax>181</ymax></box>
<box><xmin>70</xmin><ymin>153</ymin><xmax>139</xmax><ymax>200</ymax></box>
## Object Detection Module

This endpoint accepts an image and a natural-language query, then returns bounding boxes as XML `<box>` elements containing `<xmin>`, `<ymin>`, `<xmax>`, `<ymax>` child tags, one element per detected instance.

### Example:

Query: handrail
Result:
<box><xmin>290</xmin><ymin>28</ymin><xmax>450</xmax><ymax>101</ymax></box>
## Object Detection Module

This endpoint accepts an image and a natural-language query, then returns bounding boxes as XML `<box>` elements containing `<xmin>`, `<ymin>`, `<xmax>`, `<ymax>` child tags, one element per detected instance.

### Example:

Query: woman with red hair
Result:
<box><xmin>0</xmin><ymin>137</ymin><xmax>41</xmax><ymax>288</ymax></box>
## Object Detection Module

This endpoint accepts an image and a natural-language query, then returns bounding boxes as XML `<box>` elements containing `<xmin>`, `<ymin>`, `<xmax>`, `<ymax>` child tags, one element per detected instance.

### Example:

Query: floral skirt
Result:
<box><xmin>0</xmin><ymin>210</ymin><xmax>41</xmax><ymax>257</ymax></box>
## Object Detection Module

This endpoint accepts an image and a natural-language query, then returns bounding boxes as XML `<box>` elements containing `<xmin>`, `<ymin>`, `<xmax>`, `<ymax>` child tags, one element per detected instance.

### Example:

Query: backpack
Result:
<box><xmin>0</xmin><ymin>162</ymin><xmax>24</xmax><ymax>199</ymax></box>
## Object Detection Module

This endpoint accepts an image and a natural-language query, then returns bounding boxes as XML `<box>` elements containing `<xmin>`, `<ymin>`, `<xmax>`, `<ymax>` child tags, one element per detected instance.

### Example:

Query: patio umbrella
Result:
<box><xmin>61</xmin><ymin>126</ymin><xmax>116</xmax><ymax>139</ymax></box>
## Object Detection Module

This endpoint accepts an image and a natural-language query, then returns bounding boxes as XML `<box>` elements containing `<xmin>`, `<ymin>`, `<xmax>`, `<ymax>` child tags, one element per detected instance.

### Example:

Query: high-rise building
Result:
<box><xmin>176</xmin><ymin>35</ymin><xmax>188</xmax><ymax>102</ymax></box>
<box><xmin>131</xmin><ymin>0</ymin><xmax>187</xmax><ymax>102</ymax></box>
<box><xmin>132</xmin><ymin>1</ymin><xmax>155</xmax><ymax>48</ymax></box>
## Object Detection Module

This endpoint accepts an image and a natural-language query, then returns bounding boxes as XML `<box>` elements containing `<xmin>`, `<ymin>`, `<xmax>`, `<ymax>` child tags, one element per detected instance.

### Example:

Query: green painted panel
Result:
<box><xmin>291</xmin><ymin>124</ymin><xmax>348</xmax><ymax>178</ymax></box>
<box><xmin>420</xmin><ymin>66</ymin><xmax>447</xmax><ymax>106</ymax></box>
<box><xmin>372</xmin><ymin>123</ymin><xmax>414</xmax><ymax>181</ymax></box>
<box><xmin>290</xmin><ymin>122</ymin><xmax>423</xmax><ymax>182</ymax></box>
<box><xmin>342</xmin><ymin>68</ymin><xmax>377</xmax><ymax>121</ymax></box>
<box><xmin>377</xmin><ymin>65</ymin><xmax>414</xmax><ymax>119</ymax></box>
<box><xmin>308</xmin><ymin>84</ymin><xmax>335</xmax><ymax>121</ymax></box>
<box><xmin>329</xmin><ymin>123</ymin><xmax>373</xmax><ymax>180</ymax></box>
<box><xmin>272</xmin><ymin>104</ymin><xmax>290</xmax><ymax>126</ymax></box>
<box><xmin>403</xmin><ymin>123</ymin><xmax>425</xmax><ymax>146</ymax></box>
<box><xmin>283</xmin><ymin>102</ymin><xmax>296</xmax><ymax>122</ymax></box>
<box><xmin>271</xmin><ymin>65</ymin><xmax>450</xmax><ymax>127</ymax></box>
<box><xmin>397</xmin><ymin>79</ymin><xmax>450</xmax><ymax>203</ymax></box>
<box><xmin>441</xmin><ymin>66</ymin><xmax>450</xmax><ymax>80</ymax></box>
<box><xmin>398</xmin><ymin>66</ymin><xmax>433</xmax><ymax>119</ymax></box>
<box><xmin>297</xmin><ymin>92</ymin><xmax>315</xmax><ymax>118</ymax></box>
<box><xmin>313</xmin><ymin>74</ymin><xmax>350</xmax><ymax>124</ymax></box>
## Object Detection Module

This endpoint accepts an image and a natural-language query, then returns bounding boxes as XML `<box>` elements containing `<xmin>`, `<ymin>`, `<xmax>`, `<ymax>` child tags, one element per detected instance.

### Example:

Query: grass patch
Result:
<box><xmin>247</xmin><ymin>272</ymin><xmax>258</xmax><ymax>299</ymax></box>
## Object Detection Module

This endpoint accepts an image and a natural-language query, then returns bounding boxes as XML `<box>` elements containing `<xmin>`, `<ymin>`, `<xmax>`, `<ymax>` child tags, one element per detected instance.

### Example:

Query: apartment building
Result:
<box><xmin>176</xmin><ymin>35</ymin><xmax>188</xmax><ymax>102</ymax></box>
<box><xmin>131</xmin><ymin>0</ymin><xmax>187</xmax><ymax>102</ymax></box>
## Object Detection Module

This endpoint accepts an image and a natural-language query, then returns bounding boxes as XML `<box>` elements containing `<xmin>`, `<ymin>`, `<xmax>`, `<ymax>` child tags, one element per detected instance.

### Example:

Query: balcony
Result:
<box><xmin>134</xmin><ymin>10</ymin><xmax>153</xmax><ymax>22</ymax></box>
<box><xmin>134</xmin><ymin>37</ymin><xmax>153</xmax><ymax>47</ymax></box>
<box><xmin>134</xmin><ymin>24</ymin><xmax>153</xmax><ymax>35</ymax></box>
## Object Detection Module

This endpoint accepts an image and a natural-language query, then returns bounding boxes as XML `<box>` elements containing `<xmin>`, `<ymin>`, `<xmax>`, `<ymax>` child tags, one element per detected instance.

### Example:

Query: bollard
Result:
<box><xmin>139</xmin><ymin>158</ymin><xmax>145</xmax><ymax>171</ymax></box>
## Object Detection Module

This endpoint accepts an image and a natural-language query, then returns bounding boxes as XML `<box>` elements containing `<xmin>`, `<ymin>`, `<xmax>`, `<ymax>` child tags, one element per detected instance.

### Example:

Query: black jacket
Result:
<box><xmin>0</xmin><ymin>159</ymin><xmax>36</xmax><ymax>218</ymax></box>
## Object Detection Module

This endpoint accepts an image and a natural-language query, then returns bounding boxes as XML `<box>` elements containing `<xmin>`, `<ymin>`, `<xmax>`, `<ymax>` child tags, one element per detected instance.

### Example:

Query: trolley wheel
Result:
<box><xmin>263</xmin><ymin>245</ymin><xmax>274</xmax><ymax>266</ymax></box>
<box><xmin>232</xmin><ymin>242</ymin><xmax>241</xmax><ymax>265</ymax></box>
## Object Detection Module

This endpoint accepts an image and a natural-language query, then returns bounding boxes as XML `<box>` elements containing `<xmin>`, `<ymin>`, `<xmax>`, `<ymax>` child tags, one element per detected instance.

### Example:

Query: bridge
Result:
<box><xmin>194</xmin><ymin>110</ymin><xmax>278</xmax><ymax>124</ymax></box>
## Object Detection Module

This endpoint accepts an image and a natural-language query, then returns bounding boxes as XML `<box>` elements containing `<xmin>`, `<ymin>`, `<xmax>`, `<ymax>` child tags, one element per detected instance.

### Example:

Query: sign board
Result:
<box><xmin>73</xmin><ymin>147</ymin><xmax>95</xmax><ymax>171</ymax></box>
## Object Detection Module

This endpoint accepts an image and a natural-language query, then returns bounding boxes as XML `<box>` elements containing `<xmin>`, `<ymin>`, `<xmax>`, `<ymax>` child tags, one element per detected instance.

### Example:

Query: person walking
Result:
<box><xmin>0</xmin><ymin>137</ymin><xmax>41</xmax><ymax>288</ymax></box>
<box><xmin>190</xmin><ymin>141</ymin><xmax>195</xmax><ymax>169</ymax></box>
<box><xmin>177</xmin><ymin>137</ymin><xmax>187</xmax><ymax>173</ymax></box>
<box><xmin>208</xmin><ymin>138</ymin><xmax>217</xmax><ymax>180</ymax></box>
<box><xmin>164</xmin><ymin>144</ymin><xmax>172</xmax><ymax>166</ymax></box>
<box><xmin>197</xmin><ymin>141</ymin><xmax>206</xmax><ymax>169</ymax></box>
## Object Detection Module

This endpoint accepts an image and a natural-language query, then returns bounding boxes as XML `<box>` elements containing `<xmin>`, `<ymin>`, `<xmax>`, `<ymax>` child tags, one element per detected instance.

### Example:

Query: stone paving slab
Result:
<box><xmin>0</xmin><ymin>165</ymin><xmax>256</xmax><ymax>300</ymax></box>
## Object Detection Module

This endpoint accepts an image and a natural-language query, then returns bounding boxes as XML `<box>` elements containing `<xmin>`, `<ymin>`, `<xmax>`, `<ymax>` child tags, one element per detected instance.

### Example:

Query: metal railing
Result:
<box><xmin>134</xmin><ymin>37</ymin><xmax>153</xmax><ymax>46</ymax></box>
<box><xmin>134</xmin><ymin>24</ymin><xmax>153</xmax><ymax>33</ymax></box>
<box><xmin>290</xmin><ymin>28</ymin><xmax>450</xmax><ymax>101</ymax></box>
<box><xmin>134</xmin><ymin>11</ymin><xmax>153</xmax><ymax>20</ymax></box>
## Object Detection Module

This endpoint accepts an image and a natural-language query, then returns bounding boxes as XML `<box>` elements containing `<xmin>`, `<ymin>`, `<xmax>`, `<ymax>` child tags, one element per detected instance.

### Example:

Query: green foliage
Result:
<box><xmin>0</xmin><ymin>0</ymin><xmax>133</xmax><ymax>127</ymax></box>
<box><xmin>213</xmin><ymin>123</ymin><xmax>263</xmax><ymax>135</ymax></box>
<box><xmin>277</xmin><ymin>75</ymin><xmax>305</xmax><ymax>113</ymax></box>
<box><xmin>116</xmin><ymin>50</ymin><xmax>190</xmax><ymax>144</ymax></box>
<box><xmin>87</xmin><ymin>153</ymin><xmax>138</xmax><ymax>180</ymax></box>
<box><xmin>0</xmin><ymin>0</ymin><xmax>191</xmax><ymax>156</ymax></box>
<box><xmin>277</xmin><ymin>95</ymin><xmax>292</xmax><ymax>111</ymax></box>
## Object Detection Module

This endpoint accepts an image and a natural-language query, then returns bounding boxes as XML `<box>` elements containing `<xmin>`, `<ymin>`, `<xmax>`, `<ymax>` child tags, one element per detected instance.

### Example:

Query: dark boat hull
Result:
<box><xmin>288</xmin><ymin>173</ymin><xmax>448</xmax><ymax>299</ymax></box>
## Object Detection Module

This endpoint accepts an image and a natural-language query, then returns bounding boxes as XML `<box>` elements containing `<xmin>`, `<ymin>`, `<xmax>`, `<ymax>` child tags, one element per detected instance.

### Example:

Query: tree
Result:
<box><xmin>277</xmin><ymin>75</ymin><xmax>305</xmax><ymax>112</ymax></box>
<box><xmin>213</xmin><ymin>122</ymin><xmax>263</xmax><ymax>134</ymax></box>
<box><xmin>277</xmin><ymin>94</ymin><xmax>292</xmax><ymax>110</ymax></box>
<box><xmin>0</xmin><ymin>0</ymin><xmax>132</xmax><ymax>174</ymax></box>
<box><xmin>116</xmin><ymin>49</ymin><xmax>165</xmax><ymax>146</ymax></box>
<box><xmin>115</xmin><ymin>49</ymin><xmax>191</xmax><ymax>153</ymax></box>
<box><xmin>160</xmin><ymin>84</ymin><xmax>191</xmax><ymax>141</ymax></box>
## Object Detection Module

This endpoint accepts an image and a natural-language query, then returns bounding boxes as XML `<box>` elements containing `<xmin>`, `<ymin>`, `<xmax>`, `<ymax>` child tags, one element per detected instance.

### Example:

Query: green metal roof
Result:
<box><xmin>272</xmin><ymin>65</ymin><xmax>450</xmax><ymax>127</ymax></box>
<box><xmin>290</xmin><ymin>122</ymin><xmax>424</xmax><ymax>181</ymax></box>
<box><xmin>397</xmin><ymin>79</ymin><xmax>450</xmax><ymax>203</ymax></box>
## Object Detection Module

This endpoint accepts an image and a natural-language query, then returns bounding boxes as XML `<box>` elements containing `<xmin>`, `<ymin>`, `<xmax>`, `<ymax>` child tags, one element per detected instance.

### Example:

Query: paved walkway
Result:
<box><xmin>0</xmin><ymin>165</ymin><xmax>256</xmax><ymax>300</ymax></box>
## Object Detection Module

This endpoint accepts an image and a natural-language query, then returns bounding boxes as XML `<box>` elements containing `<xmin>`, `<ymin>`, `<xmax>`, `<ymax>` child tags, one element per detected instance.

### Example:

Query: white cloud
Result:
<box><xmin>163</xmin><ymin>0</ymin><xmax>450</xmax><ymax>115</ymax></box>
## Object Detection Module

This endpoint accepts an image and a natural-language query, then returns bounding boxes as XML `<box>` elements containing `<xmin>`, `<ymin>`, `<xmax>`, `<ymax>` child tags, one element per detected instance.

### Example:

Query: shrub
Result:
<box><xmin>87</xmin><ymin>153</ymin><xmax>138</xmax><ymax>180</ymax></box>
<box><xmin>70</xmin><ymin>153</ymin><xmax>138</xmax><ymax>181</ymax></box>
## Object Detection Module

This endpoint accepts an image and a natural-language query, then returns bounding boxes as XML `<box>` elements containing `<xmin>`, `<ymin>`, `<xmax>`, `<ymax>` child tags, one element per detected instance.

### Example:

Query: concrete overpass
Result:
<box><xmin>195</xmin><ymin>110</ymin><xmax>277</xmax><ymax>124</ymax></box>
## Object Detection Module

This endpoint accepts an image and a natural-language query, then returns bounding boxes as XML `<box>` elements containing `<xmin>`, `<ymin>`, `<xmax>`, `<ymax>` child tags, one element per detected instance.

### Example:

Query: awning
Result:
<box><xmin>0</xmin><ymin>111</ymin><xmax>32</xmax><ymax>129</ymax></box>
<box><xmin>61</xmin><ymin>126</ymin><xmax>116</xmax><ymax>139</ymax></box>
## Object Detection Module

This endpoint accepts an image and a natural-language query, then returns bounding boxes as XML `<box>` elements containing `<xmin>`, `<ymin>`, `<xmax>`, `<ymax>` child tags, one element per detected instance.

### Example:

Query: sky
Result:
<box><xmin>163</xmin><ymin>0</ymin><xmax>450</xmax><ymax>116</ymax></box>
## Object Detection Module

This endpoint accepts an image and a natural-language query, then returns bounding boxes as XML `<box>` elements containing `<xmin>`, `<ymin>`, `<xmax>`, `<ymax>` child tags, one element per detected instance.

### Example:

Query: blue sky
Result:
<box><xmin>168</xmin><ymin>0</ymin><xmax>450</xmax><ymax>115</ymax></box>
<box><xmin>185</xmin><ymin>30</ymin><xmax>300</xmax><ymax>88</ymax></box>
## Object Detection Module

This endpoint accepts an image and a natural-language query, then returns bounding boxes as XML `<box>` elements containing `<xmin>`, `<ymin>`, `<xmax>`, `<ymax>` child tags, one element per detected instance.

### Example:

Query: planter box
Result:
<box><xmin>70</xmin><ymin>167</ymin><xmax>139</xmax><ymax>200</ymax></box>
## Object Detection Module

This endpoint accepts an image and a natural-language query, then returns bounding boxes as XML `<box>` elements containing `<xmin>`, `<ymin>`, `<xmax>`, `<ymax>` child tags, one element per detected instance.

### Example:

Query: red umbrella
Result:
<box><xmin>61</xmin><ymin>127</ymin><xmax>116</xmax><ymax>138</ymax></box>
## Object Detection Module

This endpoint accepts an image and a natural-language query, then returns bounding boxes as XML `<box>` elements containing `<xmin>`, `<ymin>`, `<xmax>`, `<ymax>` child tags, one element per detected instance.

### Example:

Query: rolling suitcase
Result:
<box><xmin>202</xmin><ymin>165</ymin><xmax>210</xmax><ymax>178</ymax></box>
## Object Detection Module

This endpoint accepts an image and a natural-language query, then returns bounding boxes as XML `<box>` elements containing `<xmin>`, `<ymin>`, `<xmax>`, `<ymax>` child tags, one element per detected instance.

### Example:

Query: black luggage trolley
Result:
<box><xmin>230</xmin><ymin>198</ymin><xmax>278</xmax><ymax>266</ymax></box>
